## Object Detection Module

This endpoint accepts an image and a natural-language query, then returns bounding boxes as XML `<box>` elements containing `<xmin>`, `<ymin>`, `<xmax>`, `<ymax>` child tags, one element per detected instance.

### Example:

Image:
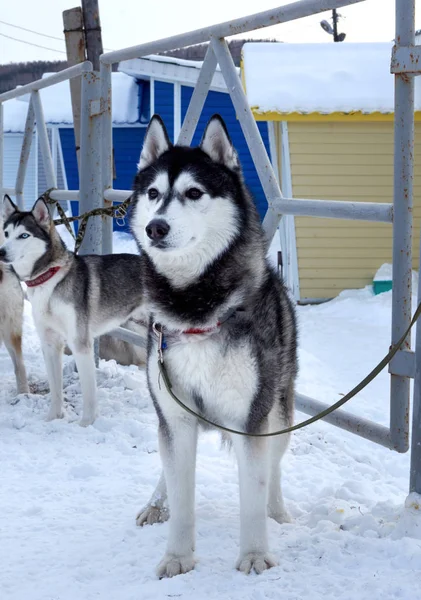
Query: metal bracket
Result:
<box><xmin>391</xmin><ymin>45</ymin><xmax>421</xmax><ymax>74</ymax></box>
<box><xmin>90</xmin><ymin>99</ymin><xmax>102</xmax><ymax>116</ymax></box>
<box><xmin>389</xmin><ymin>349</ymin><xmax>416</xmax><ymax>378</ymax></box>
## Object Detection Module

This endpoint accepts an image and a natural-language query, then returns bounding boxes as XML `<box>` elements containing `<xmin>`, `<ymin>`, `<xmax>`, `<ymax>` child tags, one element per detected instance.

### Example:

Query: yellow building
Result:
<box><xmin>242</xmin><ymin>42</ymin><xmax>421</xmax><ymax>302</ymax></box>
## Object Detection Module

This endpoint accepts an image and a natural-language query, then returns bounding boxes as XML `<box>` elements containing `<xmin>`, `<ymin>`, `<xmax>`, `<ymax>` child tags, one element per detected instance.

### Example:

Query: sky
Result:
<box><xmin>0</xmin><ymin>0</ymin><xmax>417</xmax><ymax>65</ymax></box>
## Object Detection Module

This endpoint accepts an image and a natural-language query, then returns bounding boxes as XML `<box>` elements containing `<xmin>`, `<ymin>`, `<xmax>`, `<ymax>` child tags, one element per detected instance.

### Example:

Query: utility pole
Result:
<box><xmin>332</xmin><ymin>9</ymin><xmax>340</xmax><ymax>42</ymax></box>
<box><xmin>320</xmin><ymin>10</ymin><xmax>346</xmax><ymax>42</ymax></box>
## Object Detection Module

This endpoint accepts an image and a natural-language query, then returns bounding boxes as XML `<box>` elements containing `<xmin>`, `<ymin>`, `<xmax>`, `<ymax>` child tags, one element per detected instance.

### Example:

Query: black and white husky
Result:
<box><xmin>0</xmin><ymin>196</ymin><xmax>145</xmax><ymax>426</ymax></box>
<box><xmin>130</xmin><ymin>115</ymin><xmax>298</xmax><ymax>577</ymax></box>
<box><xmin>0</xmin><ymin>214</ymin><xmax>29</xmax><ymax>396</ymax></box>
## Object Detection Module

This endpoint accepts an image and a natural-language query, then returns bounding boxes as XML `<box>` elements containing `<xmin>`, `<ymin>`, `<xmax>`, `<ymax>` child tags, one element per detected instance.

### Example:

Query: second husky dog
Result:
<box><xmin>0</xmin><ymin>196</ymin><xmax>144</xmax><ymax>425</ymax></box>
<box><xmin>0</xmin><ymin>213</ymin><xmax>29</xmax><ymax>396</ymax></box>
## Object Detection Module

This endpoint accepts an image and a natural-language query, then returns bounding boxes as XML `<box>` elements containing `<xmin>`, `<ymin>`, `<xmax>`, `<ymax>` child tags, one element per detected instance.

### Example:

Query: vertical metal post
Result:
<box><xmin>15</xmin><ymin>99</ymin><xmax>36</xmax><ymax>209</ymax></box>
<box><xmin>390</xmin><ymin>0</ymin><xmax>415</xmax><ymax>453</ymax></box>
<box><xmin>411</xmin><ymin>230</ymin><xmax>421</xmax><ymax>493</ymax></box>
<box><xmin>177</xmin><ymin>46</ymin><xmax>217</xmax><ymax>146</ymax></box>
<box><xmin>210</xmin><ymin>36</ymin><xmax>283</xmax><ymax>245</ymax></box>
<box><xmin>280</xmin><ymin>122</ymin><xmax>300</xmax><ymax>301</ymax></box>
<box><xmin>31</xmin><ymin>90</ymin><xmax>57</xmax><ymax>193</ymax></box>
<box><xmin>100</xmin><ymin>61</ymin><xmax>113</xmax><ymax>255</ymax></box>
<box><xmin>79</xmin><ymin>71</ymin><xmax>102</xmax><ymax>255</ymax></box>
<box><xmin>173</xmin><ymin>82</ymin><xmax>181</xmax><ymax>142</ymax></box>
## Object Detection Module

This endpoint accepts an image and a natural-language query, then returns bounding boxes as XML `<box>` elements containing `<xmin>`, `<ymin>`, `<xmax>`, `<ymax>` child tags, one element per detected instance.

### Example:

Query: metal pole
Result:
<box><xmin>0</xmin><ymin>62</ymin><xmax>92</xmax><ymax>103</ymax></box>
<box><xmin>390</xmin><ymin>0</ymin><xmax>415</xmax><ymax>453</ymax></box>
<box><xmin>78</xmin><ymin>71</ymin><xmax>102</xmax><ymax>255</ymax></box>
<box><xmin>15</xmin><ymin>98</ymin><xmax>35</xmax><ymax>209</ymax></box>
<box><xmin>210</xmin><ymin>36</ymin><xmax>283</xmax><ymax>245</ymax></box>
<box><xmin>280</xmin><ymin>122</ymin><xmax>300</xmax><ymax>301</ymax></box>
<box><xmin>100</xmin><ymin>61</ymin><xmax>113</xmax><ymax>255</ymax></box>
<box><xmin>31</xmin><ymin>90</ymin><xmax>57</xmax><ymax>192</ymax></box>
<box><xmin>411</xmin><ymin>229</ymin><xmax>421</xmax><ymax>492</ymax></box>
<box><xmin>177</xmin><ymin>46</ymin><xmax>218</xmax><ymax>146</ymax></box>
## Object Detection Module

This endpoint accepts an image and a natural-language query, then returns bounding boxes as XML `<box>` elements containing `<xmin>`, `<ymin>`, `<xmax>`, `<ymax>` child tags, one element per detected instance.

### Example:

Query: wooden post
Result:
<box><xmin>81</xmin><ymin>0</ymin><xmax>104</xmax><ymax>71</ymax></box>
<box><xmin>63</xmin><ymin>7</ymin><xmax>86</xmax><ymax>176</ymax></box>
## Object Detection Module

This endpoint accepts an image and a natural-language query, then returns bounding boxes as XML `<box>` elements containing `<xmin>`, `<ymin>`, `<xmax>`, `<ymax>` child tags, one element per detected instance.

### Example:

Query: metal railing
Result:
<box><xmin>0</xmin><ymin>0</ymin><xmax>419</xmax><ymax>495</ymax></box>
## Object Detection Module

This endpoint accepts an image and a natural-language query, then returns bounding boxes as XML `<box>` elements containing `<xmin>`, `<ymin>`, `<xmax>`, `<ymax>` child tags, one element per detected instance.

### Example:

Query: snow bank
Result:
<box><xmin>374</xmin><ymin>262</ymin><xmax>419</xmax><ymax>290</ymax></box>
<box><xmin>3</xmin><ymin>72</ymin><xmax>139</xmax><ymax>132</ymax></box>
<box><xmin>242</xmin><ymin>42</ymin><xmax>421</xmax><ymax>115</ymax></box>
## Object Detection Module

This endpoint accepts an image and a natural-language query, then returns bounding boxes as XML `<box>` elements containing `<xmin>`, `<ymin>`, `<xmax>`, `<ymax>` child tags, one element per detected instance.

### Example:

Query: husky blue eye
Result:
<box><xmin>19</xmin><ymin>233</ymin><xmax>30</xmax><ymax>239</ymax></box>
<box><xmin>148</xmin><ymin>188</ymin><xmax>159</xmax><ymax>200</ymax></box>
<box><xmin>185</xmin><ymin>188</ymin><xmax>203</xmax><ymax>200</ymax></box>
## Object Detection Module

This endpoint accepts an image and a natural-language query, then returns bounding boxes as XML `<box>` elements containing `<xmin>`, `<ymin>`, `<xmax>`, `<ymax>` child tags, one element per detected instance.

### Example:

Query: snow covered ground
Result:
<box><xmin>1</xmin><ymin>255</ymin><xmax>421</xmax><ymax>599</ymax></box>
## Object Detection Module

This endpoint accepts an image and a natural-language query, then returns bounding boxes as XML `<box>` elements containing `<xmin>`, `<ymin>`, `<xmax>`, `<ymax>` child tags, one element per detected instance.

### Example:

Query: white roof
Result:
<box><xmin>3</xmin><ymin>72</ymin><xmax>139</xmax><ymax>132</ymax></box>
<box><xmin>119</xmin><ymin>53</ymin><xmax>237</xmax><ymax>92</ymax></box>
<box><xmin>242</xmin><ymin>42</ymin><xmax>421</xmax><ymax>115</ymax></box>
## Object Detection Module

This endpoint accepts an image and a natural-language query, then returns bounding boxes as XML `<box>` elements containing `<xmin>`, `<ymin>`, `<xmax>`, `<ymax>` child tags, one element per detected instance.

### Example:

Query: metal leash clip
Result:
<box><xmin>152</xmin><ymin>322</ymin><xmax>165</xmax><ymax>364</ymax></box>
<box><xmin>114</xmin><ymin>205</ymin><xmax>127</xmax><ymax>227</ymax></box>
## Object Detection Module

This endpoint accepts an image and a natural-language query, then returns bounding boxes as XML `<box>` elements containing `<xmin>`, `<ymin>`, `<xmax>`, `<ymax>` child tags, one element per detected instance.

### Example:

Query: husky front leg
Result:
<box><xmin>71</xmin><ymin>343</ymin><xmax>98</xmax><ymax>427</ymax></box>
<box><xmin>4</xmin><ymin>332</ymin><xmax>29</xmax><ymax>395</ymax></box>
<box><xmin>136</xmin><ymin>470</ymin><xmax>169</xmax><ymax>526</ymax></box>
<box><xmin>156</xmin><ymin>418</ymin><xmax>198</xmax><ymax>578</ymax></box>
<box><xmin>40</xmin><ymin>329</ymin><xmax>65</xmax><ymax>420</ymax></box>
<box><xmin>232</xmin><ymin>436</ymin><xmax>277</xmax><ymax>574</ymax></box>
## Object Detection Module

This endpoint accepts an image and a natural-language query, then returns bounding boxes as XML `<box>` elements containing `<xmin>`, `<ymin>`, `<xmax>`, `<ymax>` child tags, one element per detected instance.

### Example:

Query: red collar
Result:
<box><xmin>26</xmin><ymin>266</ymin><xmax>61</xmax><ymax>288</ymax></box>
<box><xmin>182</xmin><ymin>323</ymin><xmax>221</xmax><ymax>335</ymax></box>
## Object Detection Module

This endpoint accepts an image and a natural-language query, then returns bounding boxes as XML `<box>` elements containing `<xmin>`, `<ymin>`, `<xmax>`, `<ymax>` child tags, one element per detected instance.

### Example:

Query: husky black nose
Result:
<box><xmin>146</xmin><ymin>219</ymin><xmax>170</xmax><ymax>241</ymax></box>
<box><xmin>0</xmin><ymin>247</ymin><xmax>6</xmax><ymax>261</ymax></box>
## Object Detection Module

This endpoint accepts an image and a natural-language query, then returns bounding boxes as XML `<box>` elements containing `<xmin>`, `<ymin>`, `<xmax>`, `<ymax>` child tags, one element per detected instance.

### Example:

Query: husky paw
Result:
<box><xmin>156</xmin><ymin>554</ymin><xmax>195</xmax><ymax>579</ymax></box>
<box><xmin>136</xmin><ymin>504</ymin><xmax>169</xmax><ymax>526</ymax></box>
<box><xmin>268</xmin><ymin>508</ymin><xmax>293</xmax><ymax>524</ymax></box>
<box><xmin>45</xmin><ymin>407</ymin><xmax>64</xmax><ymax>421</ymax></box>
<box><xmin>236</xmin><ymin>552</ymin><xmax>278</xmax><ymax>575</ymax></box>
<box><xmin>79</xmin><ymin>414</ymin><xmax>96</xmax><ymax>427</ymax></box>
<box><xmin>17</xmin><ymin>384</ymin><xmax>30</xmax><ymax>395</ymax></box>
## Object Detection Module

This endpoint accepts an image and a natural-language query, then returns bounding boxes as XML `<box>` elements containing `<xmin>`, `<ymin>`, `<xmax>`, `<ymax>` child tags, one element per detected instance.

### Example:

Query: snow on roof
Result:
<box><xmin>3</xmin><ymin>72</ymin><xmax>139</xmax><ymax>132</ymax></box>
<box><xmin>242</xmin><ymin>42</ymin><xmax>421</xmax><ymax>116</ymax></box>
<box><xmin>118</xmin><ymin>54</ymin><xmax>238</xmax><ymax>92</ymax></box>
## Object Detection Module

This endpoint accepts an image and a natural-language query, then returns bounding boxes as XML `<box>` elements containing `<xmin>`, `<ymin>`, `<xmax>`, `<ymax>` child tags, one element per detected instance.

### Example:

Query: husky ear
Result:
<box><xmin>138</xmin><ymin>115</ymin><xmax>171</xmax><ymax>170</ymax></box>
<box><xmin>3</xmin><ymin>194</ymin><xmax>18</xmax><ymax>221</ymax></box>
<box><xmin>32</xmin><ymin>198</ymin><xmax>51</xmax><ymax>228</ymax></box>
<box><xmin>200</xmin><ymin>115</ymin><xmax>239</xmax><ymax>170</ymax></box>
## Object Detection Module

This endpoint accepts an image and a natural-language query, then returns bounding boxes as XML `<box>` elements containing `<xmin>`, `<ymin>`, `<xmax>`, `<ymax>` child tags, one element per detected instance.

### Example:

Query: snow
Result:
<box><xmin>373</xmin><ymin>263</ymin><xmax>419</xmax><ymax>292</ymax></box>
<box><xmin>3</xmin><ymin>72</ymin><xmax>139</xmax><ymax>132</ymax></box>
<box><xmin>1</xmin><ymin>246</ymin><xmax>421</xmax><ymax>597</ymax></box>
<box><xmin>242</xmin><ymin>42</ymin><xmax>421</xmax><ymax>116</ymax></box>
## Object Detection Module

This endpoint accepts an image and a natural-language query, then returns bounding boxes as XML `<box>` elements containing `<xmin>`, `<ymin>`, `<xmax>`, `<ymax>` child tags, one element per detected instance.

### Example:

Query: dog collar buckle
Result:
<box><xmin>152</xmin><ymin>322</ymin><xmax>165</xmax><ymax>364</ymax></box>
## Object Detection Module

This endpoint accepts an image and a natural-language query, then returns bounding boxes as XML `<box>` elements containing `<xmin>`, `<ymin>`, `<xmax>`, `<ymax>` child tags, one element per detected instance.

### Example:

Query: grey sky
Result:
<box><xmin>0</xmin><ymin>0</ymin><xmax>414</xmax><ymax>65</ymax></box>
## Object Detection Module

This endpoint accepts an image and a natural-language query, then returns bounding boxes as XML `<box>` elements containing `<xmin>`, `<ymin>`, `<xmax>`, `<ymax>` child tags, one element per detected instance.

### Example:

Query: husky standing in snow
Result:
<box><xmin>0</xmin><ymin>196</ymin><xmax>146</xmax><ymax>426</ymax></box>
<box><xmin>130</xmin><ymin>115</ymin><xmax>298</xmax><ymax>577</ymax></box>
<box><xmin>0</xmin><ymin>209</ymin><xmax>29</xmax><ymax>396</ymax></box>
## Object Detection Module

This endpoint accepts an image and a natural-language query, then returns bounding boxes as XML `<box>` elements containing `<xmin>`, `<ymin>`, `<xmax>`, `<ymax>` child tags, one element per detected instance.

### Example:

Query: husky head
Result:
<box><xmin>131</xmin><ymin>114</ymin><xmax>250</xmax><ymax>287</ymax></box>
<box><xmin>0</xmin><ymin>196</ymin><xmax>61</xmax><ymax>280</ymax></box>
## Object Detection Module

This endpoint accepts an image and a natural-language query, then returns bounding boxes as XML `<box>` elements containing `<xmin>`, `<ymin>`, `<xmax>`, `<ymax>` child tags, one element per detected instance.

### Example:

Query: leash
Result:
<box><xmin>154</xmin><ymin>301</ymin><xmax>421</xmax><ymax>437</ymax></box>
<box><xmin>40</xmin><ymin>189</ymin><xmax>133</xmax><ymax>254</ymax></box>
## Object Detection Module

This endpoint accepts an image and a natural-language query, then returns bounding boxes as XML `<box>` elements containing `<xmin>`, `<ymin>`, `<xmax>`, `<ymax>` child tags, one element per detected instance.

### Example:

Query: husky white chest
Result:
<box><xmin>148</xmin><ymin>331</ymin><xmax>258</xmax><ymax>428</ymax></box>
